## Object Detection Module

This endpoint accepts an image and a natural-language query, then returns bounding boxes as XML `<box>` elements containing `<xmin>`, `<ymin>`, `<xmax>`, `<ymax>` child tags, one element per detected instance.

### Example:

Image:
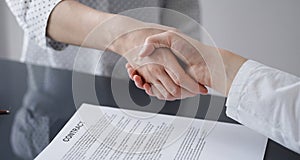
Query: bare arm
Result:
<box><xmin>47</xmin><ymin>0</ymin><xmax>146</xmax><ymax>54</ymax></box>
<box><xmin>47</xmin><ymin>0</ymin><xmax>205</xmax><ymax>98</ymax></box>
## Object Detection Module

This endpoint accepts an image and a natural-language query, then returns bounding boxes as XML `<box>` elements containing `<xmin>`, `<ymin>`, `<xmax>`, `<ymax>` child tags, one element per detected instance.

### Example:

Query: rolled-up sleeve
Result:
<box><xmin>226</xmin><ymin>60</ymin><xmax>300</xmax><ymax>153</ymax></box>
<box><xmin>5</xmin><ymin>0</ymin><xmax>66</xmax><ymax>50</ymax></box>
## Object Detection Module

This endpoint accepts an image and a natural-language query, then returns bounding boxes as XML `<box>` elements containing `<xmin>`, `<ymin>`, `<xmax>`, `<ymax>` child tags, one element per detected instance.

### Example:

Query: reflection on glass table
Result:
<box><xmin>0</xmin><ymin>59</ymin><xmax>300</xmax><ymax>160</ymax></box>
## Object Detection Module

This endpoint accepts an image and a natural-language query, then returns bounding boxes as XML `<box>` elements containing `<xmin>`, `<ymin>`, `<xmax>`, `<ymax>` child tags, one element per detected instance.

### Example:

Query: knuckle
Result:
<box><xmin>166</xmin><ymin>30</ymin><xmax>175</xmax><ymax>37</ymax></box>
<box><xmin>165</xmin><ymin>94</ymin><xmax>173</xmax><ymax>100</ymax></box>
<box><xmin>169</xmin><ymin>98</ymin><xmax>176</xmax><ymax>101</ymax></box>
<box><xmin>145</xmin><ymin>35</ymin><xmax>155</xmax><ymax>44</ymax></box>
<box><xmin>157</xmin><ymin>95</ymin><xmax>164</xmax><ymax>100</ymax></box>
<box><xmin>171</xmin><ymin>86</ymin><xmax>181</xmax><ymax>96</ymax></box>
<box><xmin>152</xmin><ymin>79</ymin><xmax>161</xmax><ymax>86</ymax></box>
<box><xmin>147</xmin><ymin>92</ymin><xmax>154</xmax><ymax>97</ymax></box>
<box><xmin>168</xmin><ymin>28</ymin><xmax>180</xmax><ymax>33</ymax></box>
<box><xmin>149</xmin><ymin>66</ymin><xmax>163</xmax><ymax>74</ymax></box>
<box><xmin>174</xmin><ymin>77</ymin><xmax>184</xmax><ymax>86</ymax></box>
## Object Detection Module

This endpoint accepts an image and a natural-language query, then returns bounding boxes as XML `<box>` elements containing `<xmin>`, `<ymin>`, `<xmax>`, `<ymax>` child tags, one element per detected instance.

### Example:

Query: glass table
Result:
<box><xmin>0</xmin><ymin>59</ymin><xmax>299</xmax><ymax>160</ymax></box>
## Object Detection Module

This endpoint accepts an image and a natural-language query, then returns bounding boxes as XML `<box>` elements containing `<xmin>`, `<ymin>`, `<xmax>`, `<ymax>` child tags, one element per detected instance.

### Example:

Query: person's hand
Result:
<box><xmin>128</xmin><ymin>30</ymin><xmax>247</xmax><ymax>97</ymax></box>
<box><xmin>126</xmin><ymin>31</ymin><xmax>211</xmax><ymax>98</ymax></box>
<box><xmin>108</xmin><ymin>22</ymin><xmax>207</xmax><ymax>100</ymax></box>
<box><xmin>125</xmin><ymin>46</ymin><xmax>207</xmax><ymax>100</ymax></box>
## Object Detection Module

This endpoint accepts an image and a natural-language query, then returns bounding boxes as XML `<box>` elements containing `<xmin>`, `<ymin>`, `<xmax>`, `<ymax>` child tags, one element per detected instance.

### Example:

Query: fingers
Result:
<box><xmin>157</xmin><ymin>72</ymin><xmax>180</xmax><ymax>97</ymax></box>
<box><xmin>165</xmin><ymin>65</ymin><xmax>201</xmax><ymax>95</ymax></box>
<box><xmin>150</xmin><ymin>82</ymin><xmax>196</xmax><ymax>100</ymax></box>
<box><xmin>129</xmin><ymin>68</ymin><xmax>205</xmax><ymax>99</ymax></box>
<box><xmin>139</xmin><ymin>31</ymin><xmax>200</xmax><ymax>68</ymax></box>
<box><xmin>133</xmin><ymin>75</ymin><xmax>144</xmax><ymax>89</ymax></box>
<box><xmin>156</xmin><ymin>71</ymin><xmax>196</xmax><ymax>98</ymax></box>
<box><xmin>127</xmin><ymin>61</ymin><xmax>204</xmax><ymax>99</ymax></box>
<box><xmin>133</xmin><ymin>71</ymin><xmax>197</xmax><ymax>100</ymax></box>
<box><xmin>125</xmin><ymin>63</ymin><xmax>131</xmax><ymax>69</ymax></box>
<box><xmin>199</xmin><ymin>84</ymin><xmax>208</xmax><ymax>95</ymax></box>
<box><xmin>151</xmin><ymin>83</ymin><xmax>177</xmax><ymax>101</ymax></box>
<box><xmin>126</xmin><ymin>63</ymin><xmax>148</xmax><ymax>90</ymax></box>
<box><xmin>126</xmin><ymin>63</ymin><xmax>136</xmax><ymax>80</ymax></box>
<box><xmin>128</xmin><ymin>63</ymin><xmax>177</xmax><ymax>100</ymax></box>
<box><xmin>127</xmin><ymin>58</ymin><xmax>202</xmax><ymax>99</ymax></box>
<box><xmin>144</xmin><ymin>83</ymin><xmax>154</xmax><ymax>96</ymax></box>
<box><xmin>129</xmin><ymin>70</ymin><xmax>200</xmax><ymax>100</ymax></box>
<box><xmin>150</xmin><ymin>85</ymin><xmax>165</xmax><ymax>100</ymax></box>
<box><xmin>138</xmin><ymin>31</ymin><xmax>204</xmax><ymax>95</ymax></box>
<box><xmin>153</xmin><ymin>81</ymin><xmax>170</xmax><ymax>99</ymax></box>
<box><xmin>130</xmin><ymin>67</ymin><xmax>179</xmax><ymax>101</ymax></box>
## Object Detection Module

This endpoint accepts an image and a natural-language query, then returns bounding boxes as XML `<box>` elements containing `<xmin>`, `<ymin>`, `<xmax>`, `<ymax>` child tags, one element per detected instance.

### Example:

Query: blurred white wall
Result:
<box><xmin>0</xmin><ymin>1</ymin><xmax>23</xmax><ymax>61</ymax></box>
<box><xmin>201</xmin><ymin>0</ymin><xmax>300</xmax><ymax>76</ymax></box>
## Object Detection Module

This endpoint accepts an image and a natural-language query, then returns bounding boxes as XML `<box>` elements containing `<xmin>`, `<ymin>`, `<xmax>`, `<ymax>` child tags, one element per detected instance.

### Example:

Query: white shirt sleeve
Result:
<box><xmin>5</xmin><ymin>0</ymin><xmax>64</xmax><ymax>50</ymax></box>
<box><xmin>226</xmin><ymin>60</ymin><xmax>300</xmax><ymax>153</ymax></box>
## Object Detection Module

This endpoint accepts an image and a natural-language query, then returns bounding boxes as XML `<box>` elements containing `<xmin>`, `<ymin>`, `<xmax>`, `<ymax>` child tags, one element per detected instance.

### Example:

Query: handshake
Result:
<box><xmin>110</xmin><ymin>22</ymin><xmax>247</xmax><ymax>101</ymax></box>
<box><xmin>45</xmin><ymin>1</ymin><xmax>246</xmax><ymax>101</ymax></box>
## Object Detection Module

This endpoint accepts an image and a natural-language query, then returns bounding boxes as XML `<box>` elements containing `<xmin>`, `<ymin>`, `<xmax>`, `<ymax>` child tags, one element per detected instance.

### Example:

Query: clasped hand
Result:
<box><xmin>125</xmin><ymin>30</ymin><xmax>212</xmax><ymax>101</ymax></box>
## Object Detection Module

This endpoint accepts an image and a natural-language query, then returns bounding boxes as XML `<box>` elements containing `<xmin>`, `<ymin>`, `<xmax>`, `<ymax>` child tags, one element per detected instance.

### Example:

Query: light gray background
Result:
<box><xmin>201</xmin><ymin>0</ymin><xmax>300</xmax><ymax>76</ymax></box>
<box><xmin>0</xmin><ymin>0</ymin><xmax>299</xmax><ymax>76</ymax></box>
<box><xmin>0</xmin><ymin>1</ymin><xmax>23</xmax><ymax>61</ymax></box>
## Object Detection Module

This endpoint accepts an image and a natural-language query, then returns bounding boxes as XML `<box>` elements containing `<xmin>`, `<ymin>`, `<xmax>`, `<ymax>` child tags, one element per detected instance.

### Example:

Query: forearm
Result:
<box><xmin>47</xmin><ymin>0</ymin><xmax>110</xmax><ymax>49</ymax></box>
<box><xmin>187</xmin><ymin>38</ymin><xmax>247</xmax><ymax>96</ymax></box>
<box><xmin>47</xmin><ymin>0</ymin><xmax>148</xmax><ymax>55</ymax></box>
<box><xmin>204</xmin><ymin>47</ymin><xmax>247</xmax><ymax>96</ymax></box>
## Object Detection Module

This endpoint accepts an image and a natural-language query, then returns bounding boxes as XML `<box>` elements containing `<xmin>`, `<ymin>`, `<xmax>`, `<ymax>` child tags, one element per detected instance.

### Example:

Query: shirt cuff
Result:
<box><xmin>6</xmin><ymin>0</ymin><xmax>64</xmax><ymax>50</ymax></box>
<box><xmin>225</xmin><ymin>60</ymin><xmax>263</xmax><ymax>121</ymax></box>
<box><xmin>38</xmin><ymin>0</ymin><xmax>64</xmax><ymax>50</ymax></box>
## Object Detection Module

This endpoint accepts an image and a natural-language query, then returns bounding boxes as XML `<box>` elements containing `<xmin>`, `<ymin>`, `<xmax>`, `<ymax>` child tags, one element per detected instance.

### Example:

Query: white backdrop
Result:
<box><xmin>201</xmin><ymin>0</ymin><xmax>300</xmax><ymax>76</ymax></box>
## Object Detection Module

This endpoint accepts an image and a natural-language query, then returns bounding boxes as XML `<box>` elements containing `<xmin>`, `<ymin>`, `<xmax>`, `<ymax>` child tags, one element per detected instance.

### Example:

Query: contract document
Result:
<box><xmin>35</xmin><ymin>103</ymin><xmax>267</xmax><ymax>160</ymax></box>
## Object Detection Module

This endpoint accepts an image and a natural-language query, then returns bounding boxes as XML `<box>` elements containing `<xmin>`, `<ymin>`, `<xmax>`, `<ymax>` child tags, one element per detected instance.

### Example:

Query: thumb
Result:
<box><xmin>139</xmin><ymin>32</ymin><xmax>171</xmax><ymax>57</ymax></box>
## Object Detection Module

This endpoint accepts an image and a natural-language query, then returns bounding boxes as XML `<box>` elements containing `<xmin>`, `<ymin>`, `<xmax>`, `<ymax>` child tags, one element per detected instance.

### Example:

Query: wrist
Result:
<box><xmin>220</xmin><ymin>49</ymin><xmax>247</xmax><ymax>96</ymax></box>
<box><xmin>110</xmin><ymin>28</ymin><xmax>160</xmax><ymax>55</ymax></box>
<box><xmin>90</xmin><ymin>14</ymin><xmax>146</xmax><ymax>53</ymax></box>
<box><xmin>111</xmin><ymin>27</ymin><xmax>169</xmax><ymax>57</ymax></box>
<box><xmin>100</xmin><ymin>15</ymin><xmax>152</xmax><ymax>55</ymax></box>
<box><xmin>106</xmin><ymin>17</ymin><xmax>174</xmax><ymax>56</ymax></box>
